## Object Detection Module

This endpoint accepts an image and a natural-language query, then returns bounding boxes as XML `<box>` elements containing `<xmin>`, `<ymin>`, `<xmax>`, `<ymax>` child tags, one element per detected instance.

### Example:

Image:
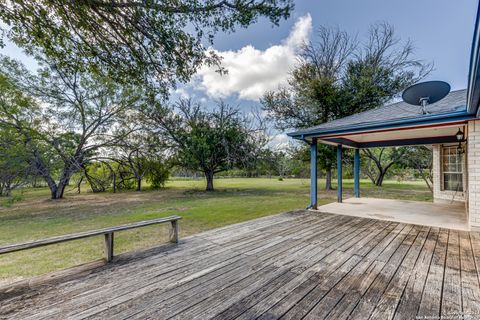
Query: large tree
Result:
<box><xmin>0</xmin><ymin>0</ymin><xmax>293</xmax><ymax>94</ymax></box>
<box><xmin>148</xmin><ymin>99</ymin><xmax>264</xmax><ymax>191</ymax></box>
<box><xmin>262</xmin><ymin>23</ymin><xmax>431</xmax><ymax>189</ymax></box>
<box><xmin>362</xmin><ymin>147</ymin><xmax>406</xmax><ymax>187</ymax></box>
<box><xmin>0</xmin><ymin>127</ymin><xmax>31</xmax><ymax>196</ymax></box>
<box><xmin>0</xmin><ymin>57</ymin><xmax>145</xmax><ymax>199</ymax></box>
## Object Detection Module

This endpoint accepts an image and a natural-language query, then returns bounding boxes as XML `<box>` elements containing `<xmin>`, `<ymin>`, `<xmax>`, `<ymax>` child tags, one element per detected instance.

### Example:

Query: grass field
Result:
<box><xmin>0</xmin><ymin>177</ymin><xmax>431</xmax><ymax>285</ymax></box>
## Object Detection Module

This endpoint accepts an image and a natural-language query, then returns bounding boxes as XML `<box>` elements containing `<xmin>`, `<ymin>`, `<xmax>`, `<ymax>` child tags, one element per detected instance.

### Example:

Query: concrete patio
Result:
<box><xmin>316</xmin><ymin>197</ymin><xmax>468</xmax><ymax>231</ymax></box>
<box><xmin>1</xmin><ymin>210</ymin><xmax>480</xmax><ymax>319</ymax></box>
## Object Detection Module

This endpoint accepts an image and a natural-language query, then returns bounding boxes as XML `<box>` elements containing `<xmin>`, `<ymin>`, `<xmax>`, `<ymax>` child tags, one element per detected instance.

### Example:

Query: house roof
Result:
<box><xmin>288</xmin><ymin>89</ymin><xmax>468</xmax><ymax>139</ymax></box>
<box><xmin>289</xmin><ymin>0</ymin><xmax>480</xmax><ymax>142</ymax></box>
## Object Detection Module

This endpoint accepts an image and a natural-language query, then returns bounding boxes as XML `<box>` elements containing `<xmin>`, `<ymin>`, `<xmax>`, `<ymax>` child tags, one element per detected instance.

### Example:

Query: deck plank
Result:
<box><xmin>416</xmin><ymin>228</ymin><xmax>449</xmax><ymax>319</ymax></box>
<box><xmin>459</xmin><ymin>231</ymin><xmax>480</xmax><ymax>317</ymax></box>
<box><xmin>441</xmin><ymin>230</ymin><xmax>463</xmax><ymax>317</ymax></box>
<box><xmin>0</xmin><ymin>210</ymin><xmax>479</xmax><ymax>320</ymax></box>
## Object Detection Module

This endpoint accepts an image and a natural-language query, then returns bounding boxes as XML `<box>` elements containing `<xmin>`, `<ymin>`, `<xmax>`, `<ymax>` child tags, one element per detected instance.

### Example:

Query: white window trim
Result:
<box><xmin>440</xmin><ymin>145</ymin><xmax>464</xmax><ymax>192</ymax></box>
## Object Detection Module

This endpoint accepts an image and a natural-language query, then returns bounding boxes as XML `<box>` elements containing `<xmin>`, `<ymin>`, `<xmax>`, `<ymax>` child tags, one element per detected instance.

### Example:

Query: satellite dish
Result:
<box><xmin>402</xmin><ymin>81</ymin><xmax>451</xmax><ymax>114</ymax></box>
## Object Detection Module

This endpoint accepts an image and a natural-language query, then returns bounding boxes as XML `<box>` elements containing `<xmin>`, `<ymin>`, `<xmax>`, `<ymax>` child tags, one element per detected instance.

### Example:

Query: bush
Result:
<box><xmin>84</xmin><ymin>162</ymin><xmax>114</xmax><ymax>192</ymax></box>
<box><xmin>1</xmin><ymin>193</ymin><xmax>24</xmax><ymax>207</ymax></box>
<box><xmin>145</xmin><ymin>160</ymin><xmax>170</xmax><ymax>189</ymax></box>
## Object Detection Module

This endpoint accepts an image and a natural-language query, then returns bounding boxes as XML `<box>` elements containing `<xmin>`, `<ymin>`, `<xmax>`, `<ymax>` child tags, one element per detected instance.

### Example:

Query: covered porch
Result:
<box><xmin>288</xmin><ymin>88</ymin><xmax>474</xmax><ymax>230</ymax></box>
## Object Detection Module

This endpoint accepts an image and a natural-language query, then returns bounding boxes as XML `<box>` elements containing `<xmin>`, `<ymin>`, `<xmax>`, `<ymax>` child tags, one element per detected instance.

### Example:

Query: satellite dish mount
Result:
<box><xmin>402</xmin><ymin>81</ymin><xmax>451</xmax><ymax>115</ymax></box>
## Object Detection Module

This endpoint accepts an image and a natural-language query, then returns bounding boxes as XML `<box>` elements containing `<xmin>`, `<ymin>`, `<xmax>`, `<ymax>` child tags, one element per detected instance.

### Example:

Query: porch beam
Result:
<box><xmin>324</xmin><ymin>135</ymin><xmax>458</xmax><ymax>149</ymax></box>
<box><xmin>354</xmin><ymin>148</ymin><xmax>360</xmax><ymax>198</ymax></box>
<box><xmin>337</xmin><ymin>145</ymin><xmax>342</xmax><ymax>203</ymax></box>
<box><xmin>310</xmin><ymin>138</ymin><xmax>318</xmax><ymax>209</ymax></box>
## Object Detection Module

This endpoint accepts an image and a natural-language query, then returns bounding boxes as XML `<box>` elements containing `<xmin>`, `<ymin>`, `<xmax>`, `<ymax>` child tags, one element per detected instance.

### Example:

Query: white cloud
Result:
<box><xmin>192</xmin><ymin>14</ymin><xmax>312</xmax><ymax>101</ymax></box>
<box><xmin>269</xmin><ymin>133</ymin><xmax>291</xmax><ymax>150</ymax></box>
<box><xmin>172</xmin><ymin>87</ymin><xmax>190</xmax><ymax>99</ymax></box>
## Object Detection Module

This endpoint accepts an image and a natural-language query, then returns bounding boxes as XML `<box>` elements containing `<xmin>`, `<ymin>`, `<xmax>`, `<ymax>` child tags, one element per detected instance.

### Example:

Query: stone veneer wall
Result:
<box><xmin>432</xmin><ymin>145</ymin><xmax>466</xmax><ymax>203</ymax></box>
<box><xmin>468</xmin><ymin>119</ymin><xmax>480</xmax><ymax>229</ymax></box>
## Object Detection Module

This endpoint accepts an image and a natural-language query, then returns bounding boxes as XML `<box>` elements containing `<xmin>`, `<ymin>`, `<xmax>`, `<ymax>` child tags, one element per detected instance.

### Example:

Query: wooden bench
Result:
<box><xmin>0</xmin><ymin>215</ymin><xmax>182</xmax><ymax>262</ymax></box>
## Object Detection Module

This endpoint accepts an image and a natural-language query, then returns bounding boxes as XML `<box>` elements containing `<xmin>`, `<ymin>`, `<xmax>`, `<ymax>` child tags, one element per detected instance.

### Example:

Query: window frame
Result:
<box><xmin>440</xmin><ymin>145</ymin><xmax>464</xmax><ymax>192</ymax></box>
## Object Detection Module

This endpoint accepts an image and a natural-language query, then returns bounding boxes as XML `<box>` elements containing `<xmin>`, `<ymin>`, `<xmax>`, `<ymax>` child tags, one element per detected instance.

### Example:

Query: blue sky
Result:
<box><xmin>213</xmin><ymin>0</ymin><xmax>477</xmax><ymax>88</ymax></box>
<box><xmin>2</xmin><ymin>0</ymin><xmax>478</xmax><ymax>147</ymax></box>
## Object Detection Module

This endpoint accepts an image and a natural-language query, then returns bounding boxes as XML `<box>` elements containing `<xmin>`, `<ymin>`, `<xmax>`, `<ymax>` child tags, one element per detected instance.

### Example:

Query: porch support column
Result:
<box><xmin>310</xmin><ymin>138</ymin><xmax>318</xmax><ymax>209</ymax></box>
<box><xmin>337</xmin><ymin>145</ymin><xmax>342</xmax><ymax>203</ymax></box>
<box><xmin>354</xmin><ymin>148</ymin><xmax>360</xmax><ymax>198</ymax></box>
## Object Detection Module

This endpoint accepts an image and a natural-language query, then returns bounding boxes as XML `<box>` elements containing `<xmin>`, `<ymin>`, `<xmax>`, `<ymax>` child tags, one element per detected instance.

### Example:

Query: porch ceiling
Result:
<box><xmin>316</xmin><ymin>121</ymin><xmax>468</xmax><ymax>148</ymax></box>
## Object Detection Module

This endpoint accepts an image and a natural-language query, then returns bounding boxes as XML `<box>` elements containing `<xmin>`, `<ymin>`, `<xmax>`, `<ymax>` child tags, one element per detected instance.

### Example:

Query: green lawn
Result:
<box><xmin>0</xmin><ymin>177</ymin><xmax>431</xmax><ymax>285</ymax></box>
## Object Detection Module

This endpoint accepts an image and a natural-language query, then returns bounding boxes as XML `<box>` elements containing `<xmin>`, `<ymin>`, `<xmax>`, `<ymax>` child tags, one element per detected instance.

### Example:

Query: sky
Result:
<box><xmin>2</xmin><ymin>0</ymin><xmax>479</xmax><ymax>148</ymax></box>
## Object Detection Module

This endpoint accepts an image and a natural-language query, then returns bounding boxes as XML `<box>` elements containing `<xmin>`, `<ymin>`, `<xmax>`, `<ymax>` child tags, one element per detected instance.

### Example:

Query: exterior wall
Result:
<box><xmin>468</xmin><ymin>120</ymin><xmax>480</xmax><ymax>229</ymax></box>
<box><xmin>432</xmin><ymin>145</ymin><xmax>466</xmax><ymax>203</ymax></box>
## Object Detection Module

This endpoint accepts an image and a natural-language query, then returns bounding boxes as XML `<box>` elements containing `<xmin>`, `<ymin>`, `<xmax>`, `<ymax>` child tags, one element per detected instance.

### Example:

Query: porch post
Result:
<box><xmin>310</xmin><ymin>138</ymin><xmax>318</xmax><ymax>209</ymax></box>
<box><xmin>337</xmin><ymin>145</ymin><xmax>342</xmax><ymax>203</ymax></box>
<box><xmin>354</xmin><ymin>148</ymin><xmax>360</xmax><ymax>198</ymax></box>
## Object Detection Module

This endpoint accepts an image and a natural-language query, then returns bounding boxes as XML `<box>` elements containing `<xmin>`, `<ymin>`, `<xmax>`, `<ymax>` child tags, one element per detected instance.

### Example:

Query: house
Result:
<box><xmin>287</xmin><ymin>8</ymin><xmax>480</xmax><ymax>231</ymax></box>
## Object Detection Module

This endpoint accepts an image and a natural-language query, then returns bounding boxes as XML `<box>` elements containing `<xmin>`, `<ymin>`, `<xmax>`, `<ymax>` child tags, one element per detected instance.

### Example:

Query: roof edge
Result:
<box><xmin>468</xmin><ymin>0</ymin><xmax>480</xmax><ymax>116</ymax></box>
<box><xmin>287</xmin><ymin>110</ymin><xmax>474</xmax><ymax>139</ymax></box>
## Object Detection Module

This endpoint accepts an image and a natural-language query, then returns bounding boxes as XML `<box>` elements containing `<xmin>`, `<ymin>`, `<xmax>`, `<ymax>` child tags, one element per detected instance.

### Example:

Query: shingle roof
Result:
<box><xmin>289</xmin><ymin>89</ymin><xmax>467</xmax><ymax>137</ymax></box>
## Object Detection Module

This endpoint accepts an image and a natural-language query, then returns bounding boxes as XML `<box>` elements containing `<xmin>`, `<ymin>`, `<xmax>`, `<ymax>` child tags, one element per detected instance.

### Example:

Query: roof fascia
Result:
<box><xmin>468</xmin><ymin>2</ymin><xmax>480</xmax><ymax>116</ymax></box>
<box><xmin>288</xmin><ymin>111</ymin><xmax>473</xmax><ymax>140</ymax></box>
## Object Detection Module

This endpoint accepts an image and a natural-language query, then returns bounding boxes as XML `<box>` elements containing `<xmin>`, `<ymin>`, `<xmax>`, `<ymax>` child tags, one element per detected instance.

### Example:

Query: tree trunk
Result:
<box><xmin>52</xmin><ymin>174</ymin><xmax>71</xmax><ymax>199</ymax></box>
<box><xmin>325</xmin><ymin>167</ymin><xmax>332</xmax><ymax>190</ymax></box>
<box><xmin>136</xmin><ymin>178</ymin><xmax>142</xmax><ymax>191</ymax></box>
<box><xmin>52</xmin><ymin>183</ymin><xmax>68</xmax><ymax>199</ymax></box>
<box><xmin>50</xmin><ymin>165</ymin><xmax>76</xmax><ymax>199</ymax></box>
<box><xmin>375</xmin><ymin>171</ymin><xmax>386</xmax><ymax>187</ymax></box>
<box><xmin>76</xmin><ymin>176</ymin><xmax>83</xmax><ymax>194</ymax></box>
<box><xmin>113</xmin><ymin>173</ymin><xmax>117</xmax><ymax>193</ymax></box>
<box><xmin>205</xmin><ymin>171</ymin><xmax>214</xmax><ymax>191</ymax></box>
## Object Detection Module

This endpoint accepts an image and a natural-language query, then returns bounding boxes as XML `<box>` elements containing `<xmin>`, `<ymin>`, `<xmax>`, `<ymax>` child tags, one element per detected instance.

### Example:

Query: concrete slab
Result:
<box><xmin>315</xmin><ymin>197</ymin><xmax>468</xmax><ymax>231</ymax></box>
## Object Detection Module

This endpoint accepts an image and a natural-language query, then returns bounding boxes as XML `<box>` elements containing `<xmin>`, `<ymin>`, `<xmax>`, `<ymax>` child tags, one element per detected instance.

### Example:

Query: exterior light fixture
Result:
<box><xmin>456</xmin><ymin>128</ymin><xmax>465</xmax><ymax>154</ymax></box>
<box><xmin>455</xmin><ymin>129</ymin><xmax>464</xmax><ymax>142</ymax></box>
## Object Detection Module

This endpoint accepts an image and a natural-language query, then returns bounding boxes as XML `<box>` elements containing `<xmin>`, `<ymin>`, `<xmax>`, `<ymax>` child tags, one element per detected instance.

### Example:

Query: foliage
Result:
<box><xmin>399</xmin><ymin>146</ymin><xmax>433</xmax><ymax>192</ymax></box>
<box><xmin>0</xmin><ymin>192</ymin><xmax>24</xmax><ymax>208</ymax></box>
<box><xmin>147</xmin><ymin>99</ymin><xmax>265</xmax><ymax>191</ymax></box>
<box><xmin>84</xmin><ymin>162</ymin><xmax>115</xmax><ymax>193</ymax></box>
<box><xmin>145</xmin><ymin>159</ymin><xmax>170</xmax><ymax>189</ymax></box>
<box><xmin>262</xmin><ymin>23</ymin><xmax>431</xmax><ymax>188</ymax></box>
<box><xmin>0</xmin><ymin>127</ymin><xmax>31</xmax><ymax>196</ymax></box>
<box><xmin>0</xmin><ymin>0</ymin><xmax>293</xmax><ymax>95</ymax></box>
<box><xmin>113</xmin><ymin>130</ymin><xmax>169</xmax><ymax>191</ymax></box>
<box><xmin>0</xmin><ymin>56</ymin><xmax>146</xmax><ymax>199</ymax></box>
<box><xmin>361</xmin><ymin>147</ymin><xmax>407</xmax><ymax>186</ymax></box>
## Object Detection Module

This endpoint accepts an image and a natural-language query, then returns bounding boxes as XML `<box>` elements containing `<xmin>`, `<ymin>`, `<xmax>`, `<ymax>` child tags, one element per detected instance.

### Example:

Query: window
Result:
<box><xmin>442</xmin><ymin>146</ymin><xmax>463</xmax><ymax>191</ymax></box>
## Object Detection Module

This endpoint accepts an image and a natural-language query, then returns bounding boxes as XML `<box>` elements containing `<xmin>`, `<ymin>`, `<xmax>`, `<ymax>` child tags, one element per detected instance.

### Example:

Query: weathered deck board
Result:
<box><xmin>1</xmin><ymin>210</ymin><xmax>480</xmax><ymax>320</ymax></box>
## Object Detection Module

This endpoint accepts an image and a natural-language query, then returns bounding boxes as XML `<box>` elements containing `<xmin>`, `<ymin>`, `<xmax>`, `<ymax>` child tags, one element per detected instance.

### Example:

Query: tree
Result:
<box><xmin>0</xmin><ymin>127</ymin><xmax>31</xmax><ymax>196</ymax></box>
<box><xmin>362</xmin><ymin>147</ymin><xmax>406</xmax><ymax>187</ymax></box>
<box><xmin>262</xmin><ymin>23</ymin><xmax>431</xmax><ymax>189</ymax></box>
<box><xmin>83</xmin><ymin>161</ymin><xmax>115</xmax><ymax>193</ymax></box>
<box><xmin>113</xmin><ymin>131</ymin><xmax>169</xmax><ymax>191</ymax></box>
<box><xmin>148</xmin><ymin>99</ymin><xmax>264</xmax><ymax>191</ymax></box>
<box><xmin>400</xmin><ymin>146</ymin><xmax>433</xmax><ymax>192</ymax></box>
<box><xmin>144</xmin><ymin>159</ymin><xmax>170</xmax><ymax>189</ymax></box>
<box><xmin>0</xmin><ymin>57</ymin><xmax>144</xmax><ymax>199</ymax></box>
<box><xmin>0</xmin><ymin>0</ymin><xmax>293</xmax><ymax>94</ymax></box>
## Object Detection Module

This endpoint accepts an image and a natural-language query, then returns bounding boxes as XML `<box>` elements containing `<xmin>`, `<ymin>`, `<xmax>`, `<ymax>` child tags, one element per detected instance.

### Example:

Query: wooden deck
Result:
<box><xmin>1</xmin><ymin>210</ymin><xmax>480</xmax><ymax>319</ymax></box>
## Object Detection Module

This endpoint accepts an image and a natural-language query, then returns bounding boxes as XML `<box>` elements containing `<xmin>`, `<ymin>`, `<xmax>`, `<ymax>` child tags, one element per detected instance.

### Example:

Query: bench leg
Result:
<box><xmin>169</xmin><ymin>220</ymin><xmax>179</xmax><ymax>243</ymax></box>
<box><xmin>104</xmin><ymin>232</ymin><xmax>114</xmax><ymax>262</ymax></box>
